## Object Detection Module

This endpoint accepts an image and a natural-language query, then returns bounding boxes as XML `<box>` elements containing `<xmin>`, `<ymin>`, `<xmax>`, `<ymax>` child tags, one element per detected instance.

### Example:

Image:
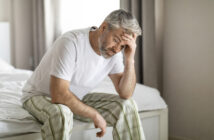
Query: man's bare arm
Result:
<box><xmin>50</xmin><ymin>75</ymin><xmax>106</xmax><ymax>137</ymax></box>
<box><xmin>109</xmin><ymin>60</ymin><xmax>136</xmax><ymax>99</ymax></box>
<box><xmin>120</xmin><ymin>60</ymin><xmax>136</xmax><ymax>99</ymax></box>
<box><xmin>109</xmin><ymin>33</ymin><xmax>137</xmax><ymax>99</ymax></box>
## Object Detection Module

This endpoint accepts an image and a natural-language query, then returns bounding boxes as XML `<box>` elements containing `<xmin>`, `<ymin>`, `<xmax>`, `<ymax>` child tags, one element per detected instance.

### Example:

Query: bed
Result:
<box><xmin>0</xmin><ymin>58</ymin><xmax>168</xmax><ymax>140</ymax></box>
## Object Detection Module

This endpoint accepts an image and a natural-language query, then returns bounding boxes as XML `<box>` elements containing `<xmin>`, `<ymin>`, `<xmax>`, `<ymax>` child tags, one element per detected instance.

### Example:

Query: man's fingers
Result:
<box><xmin>121</xmin><ymin>33</ymin><xmax>137</xmax><ymax>42</ymax></box>
<box><xmin>102</xmin><ymin>126</ymin><xmax>106</xmax><ymax>134</ymax></box>
<box><xmin>96</xmin><ymin>130</ymin><xmax>105</xmax><ymax>137</ymax></box>
<box><xmin>93</xmin><ymin>114</ymin><xmax>106</xmax><ymax>137</ymax></box>
<box><xmin>96</xmin><ymin>126</ymin><xmax>106</xmax><ymax>137</ymax></box>
<box><xmin>121</xmin><ymin>36</ymin><xmax>130</xmax><ymax>42</ymax></box>
<box><xmin>133</xmin><ymin>33</ymin><xmax>137</xmax><ymax>40</ymax></box>
<box><xmin>94</xmin><ymin>124</ymin><xmax>98</xmax><ymax>128</ymax></box>
<box><xmin>121</xmin><ymin>34</ymin><xmax>132</xmax><ymax>41</ymax></box>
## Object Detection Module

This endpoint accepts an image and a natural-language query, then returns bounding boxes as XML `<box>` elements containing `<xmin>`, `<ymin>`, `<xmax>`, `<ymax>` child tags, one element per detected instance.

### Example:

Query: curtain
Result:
<box><xmin>120</xmin><ymin>0</ymin><xmax>143</xmax><ymax>84</ymax></box>
<box><xmin>32</xmin><ymin>0</ymin><xmax>61</xmax><ymax>69</ymax></box>
<box><xmin>121</xmin><ymin>0</ymin><xmax>164</xmax><ymax>94</ymax></box>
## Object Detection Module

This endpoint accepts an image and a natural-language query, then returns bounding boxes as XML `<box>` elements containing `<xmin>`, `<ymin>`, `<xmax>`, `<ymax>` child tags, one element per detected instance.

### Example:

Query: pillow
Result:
<box><xmin>0</xmin><ymin>58</ymin><xmax>14</xmax><ymax>72</ymax></box>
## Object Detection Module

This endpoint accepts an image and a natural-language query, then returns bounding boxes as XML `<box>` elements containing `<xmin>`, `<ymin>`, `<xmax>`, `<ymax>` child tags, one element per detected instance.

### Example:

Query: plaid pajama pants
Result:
<box><xmin>23</xmin><ymin>92</ymin><xmax>145</xmax><ymax>140</ymax></box>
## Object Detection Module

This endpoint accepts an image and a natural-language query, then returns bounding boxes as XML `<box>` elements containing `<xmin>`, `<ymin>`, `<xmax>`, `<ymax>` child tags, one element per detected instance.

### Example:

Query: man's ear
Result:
<box><xmin>99</xmin><ymin>22</ymin><xmax>108</xmax><ymax>33</ymax></box>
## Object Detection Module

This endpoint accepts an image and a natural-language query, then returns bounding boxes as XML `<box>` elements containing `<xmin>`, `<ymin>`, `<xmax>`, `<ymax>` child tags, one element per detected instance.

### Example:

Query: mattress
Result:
<box><xmin>92</xmin><ymin>77</ymin><xmax>167</xmax><ymax>111</ymax></box>
<box><xmin>0</xmin><ymin>68</ymin><xmax>167</xmax><ymax>138</ymax></box>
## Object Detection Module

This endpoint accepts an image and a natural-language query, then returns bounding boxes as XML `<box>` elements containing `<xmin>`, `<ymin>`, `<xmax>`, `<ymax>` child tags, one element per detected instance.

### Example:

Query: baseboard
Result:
<box><xmin>169</xmin><ymin>136</ymin><xmax>192</xmax><ymax>140</ymax></box>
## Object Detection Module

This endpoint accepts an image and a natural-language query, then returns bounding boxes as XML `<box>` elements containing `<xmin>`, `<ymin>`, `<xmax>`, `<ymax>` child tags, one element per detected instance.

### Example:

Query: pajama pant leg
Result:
<box><xmin>74</xmin><ymin>92</ymin><xmax>146</xmax><ymax>140</ymax></box>
<box><xmin>23</xmin><ymin>96</ymin><xmax>73</xmax><ymax>140</ymax></box>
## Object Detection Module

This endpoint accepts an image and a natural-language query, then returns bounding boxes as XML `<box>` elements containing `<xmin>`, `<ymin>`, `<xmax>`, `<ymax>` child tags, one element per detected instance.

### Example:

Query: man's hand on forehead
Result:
<box><xmin>121</xmin><ymin>33</ymin><xmax>136</xmax><ymax>41</ymax></box>
<box><xmin>122</xmin><ymin>30</ymin><xmax>137</xmax><ymax>39</ymax></box>
<box><xmin>120</xmin><ymin>31</ymin><xmax>137</xmax><ymax>60</ymax></box>
<box><xmin>120</xmin><ymin>32</ymin><xmax>137</xmax><ymax>48</ymax></box>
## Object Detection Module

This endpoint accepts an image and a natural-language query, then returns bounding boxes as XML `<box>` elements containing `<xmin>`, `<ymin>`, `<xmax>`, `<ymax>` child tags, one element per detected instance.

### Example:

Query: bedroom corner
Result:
<box><xmin>1</xmin><ymin>0</ymin><xmax>214</xmax><ymax>140</ymax></box>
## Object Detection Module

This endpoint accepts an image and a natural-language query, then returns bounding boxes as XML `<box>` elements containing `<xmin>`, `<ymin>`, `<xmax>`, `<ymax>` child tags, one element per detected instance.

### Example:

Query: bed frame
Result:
<box><xmin>1</xmin><ymin>108</ymin><xmax>168</xmax><ymax>140</ymax></box>
<box><xmin>140</xmin><ymin>108</ymin><xmax>168</xmax><ymax>140</ymax></box>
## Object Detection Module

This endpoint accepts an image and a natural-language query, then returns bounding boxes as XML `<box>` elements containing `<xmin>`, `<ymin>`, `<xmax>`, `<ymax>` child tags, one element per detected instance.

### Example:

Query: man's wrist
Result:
<box><xmin>125</xmin><ymin>58</ymin><xmax>135</xmax><ymax>65</ymax></box>
<box><xmin>89</xmin><ymin>108</ymin><xmax>99</xmax><ymax>120</ymax></box>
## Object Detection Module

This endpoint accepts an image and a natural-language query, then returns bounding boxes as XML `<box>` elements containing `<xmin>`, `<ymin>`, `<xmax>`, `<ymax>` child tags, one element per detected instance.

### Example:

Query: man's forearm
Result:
<box><xmin>52</xmin><ymin>90</ymin><xmax>97</xmax><ymax>120</ymax></box>
<box><xmin>118</xmin><ymin>59</ymin><xmax>136</xmax><ymax>99</ymax></box>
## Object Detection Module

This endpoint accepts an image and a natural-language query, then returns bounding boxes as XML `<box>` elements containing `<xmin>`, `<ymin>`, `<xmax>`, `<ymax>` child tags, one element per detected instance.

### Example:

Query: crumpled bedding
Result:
<box><xmin>0</xmin><ymin>69</ymin><xmax>41</xmax><ymax>138</ymax></box>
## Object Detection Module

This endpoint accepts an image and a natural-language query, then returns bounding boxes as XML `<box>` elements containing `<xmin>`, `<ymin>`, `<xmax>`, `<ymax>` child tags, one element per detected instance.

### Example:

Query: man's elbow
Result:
<box><xmin>51</xmin><ymin>98</ymin><xmax>58</xmax><ymax>104</ymax></box>
<box><xmin>118</xmin><ymin>91</ymin><xmax>132</xmax><ymax>100</ymax></box>
<box><xmin>51</xmin><ymin>93</ymin><xmax>60</xmax><ymax>104</ymax></box>
<box><xmin>50</xmin><ymin>90</ymin><xmax>66</xmax><ymax>104</ymax></box>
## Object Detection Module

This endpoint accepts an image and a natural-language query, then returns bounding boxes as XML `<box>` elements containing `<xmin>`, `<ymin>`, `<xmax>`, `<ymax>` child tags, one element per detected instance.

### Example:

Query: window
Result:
<box><xmin>60</xmin><ymin>0</ymin><xmax>120</xmax><ymax>33</ymax></box>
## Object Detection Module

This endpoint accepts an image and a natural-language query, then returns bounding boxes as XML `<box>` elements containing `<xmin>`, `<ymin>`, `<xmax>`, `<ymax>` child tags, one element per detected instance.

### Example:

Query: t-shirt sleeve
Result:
<box><xmin>50</xmin><ymin>37</ymin><xmax>77</xmax><ymax>81</ymax></box>
<box><xmin>109</xmin><ymin>52</ymin><xmax>124</xmax><ymax>74</ymax></box>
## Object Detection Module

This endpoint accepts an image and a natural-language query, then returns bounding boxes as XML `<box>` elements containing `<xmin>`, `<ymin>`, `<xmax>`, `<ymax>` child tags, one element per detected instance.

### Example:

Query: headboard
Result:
<box><xmin>0</xmin><ymin>22</ymin><xmax>11</xmax><ymax>64</ymax></box>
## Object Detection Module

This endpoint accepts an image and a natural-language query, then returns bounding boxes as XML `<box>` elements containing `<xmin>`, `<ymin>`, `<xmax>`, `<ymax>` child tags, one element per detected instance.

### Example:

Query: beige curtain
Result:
<box><xmin>121</xmin><ymin>0</ymin><xmax>164</xmax><ymax>94</ymax></box>
<box><xmin>32</xmin><ymin>0</ymin><xmax>61</xmax><ymax>69</ymax></box>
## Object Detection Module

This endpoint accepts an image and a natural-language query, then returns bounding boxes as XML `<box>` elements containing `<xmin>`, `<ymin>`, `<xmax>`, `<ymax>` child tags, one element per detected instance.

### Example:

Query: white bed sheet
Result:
<box><xmin>0</xmin><ymin>68</ymin><xmax>167</xmax><ymax>138</ymax></box>
<box><xmin>0</xmin><ymin>69</ymin><xmax>42</xmax><ymax>137</ymax></box>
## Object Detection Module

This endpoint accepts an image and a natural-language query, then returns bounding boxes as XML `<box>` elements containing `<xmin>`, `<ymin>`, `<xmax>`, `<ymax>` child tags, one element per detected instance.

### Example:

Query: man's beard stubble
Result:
<box><xmin>98</xmin><ymin>38</ymin><xmax>111</xmax><ymax>59</ymax></box>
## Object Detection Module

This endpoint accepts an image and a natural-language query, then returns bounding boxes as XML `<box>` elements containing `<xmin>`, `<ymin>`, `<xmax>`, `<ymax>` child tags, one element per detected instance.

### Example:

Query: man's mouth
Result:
<box><xmin>100</xmin><ymin>50</ymin><xmax>114</xmax><ymax>59</ymax></box>
<box><xmin>106</xmin><ymin>50</ymin><xmax>114</xmax><ymax>56</ymax></box>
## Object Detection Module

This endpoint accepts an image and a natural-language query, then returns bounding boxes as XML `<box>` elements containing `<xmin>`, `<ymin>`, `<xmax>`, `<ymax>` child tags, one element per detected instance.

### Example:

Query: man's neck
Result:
<box><xmin>89</xmin><ymin>30</ymin><xmax>101</xmax><ymax>55</ymax></box>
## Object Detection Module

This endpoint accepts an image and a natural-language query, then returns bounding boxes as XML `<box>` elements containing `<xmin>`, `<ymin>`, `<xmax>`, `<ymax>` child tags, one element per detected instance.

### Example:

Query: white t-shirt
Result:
<box><xmin>21</xmin><ymin>27</ymin><xmax>124</xmax><ymax>103</ymax></box>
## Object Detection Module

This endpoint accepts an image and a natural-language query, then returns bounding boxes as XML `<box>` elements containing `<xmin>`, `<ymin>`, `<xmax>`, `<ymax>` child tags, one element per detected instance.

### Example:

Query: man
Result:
<box><xmin>22</xmin><ymin>9</ymin><xmax>145</xmax><ymax>140</ymax></box>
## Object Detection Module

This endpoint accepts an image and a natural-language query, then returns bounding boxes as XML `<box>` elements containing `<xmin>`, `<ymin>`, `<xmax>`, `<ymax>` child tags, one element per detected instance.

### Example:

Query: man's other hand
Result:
<box><xmin>92</xmin><ymin>112</ymin><xmax>107</xmax><ymax>137</ymax></box>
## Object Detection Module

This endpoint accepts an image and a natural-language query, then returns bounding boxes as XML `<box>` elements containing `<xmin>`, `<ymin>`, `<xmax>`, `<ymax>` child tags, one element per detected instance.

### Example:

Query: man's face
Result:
<box><xmin>98</xmin><ymin>28</ymin><xmax>126</xmax><ymax>59</ymax></box>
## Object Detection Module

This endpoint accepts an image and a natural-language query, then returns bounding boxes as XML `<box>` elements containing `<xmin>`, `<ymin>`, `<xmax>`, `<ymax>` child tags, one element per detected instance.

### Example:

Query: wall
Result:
<box><xmin>0</xmin><ymin>0</ymin><xmax>11</xmax><ymax>64</ymax></box>
<box><xmin>163</xmin><ymin>0</ymin><xmax>214</xmax><ymax>140</ymax></box>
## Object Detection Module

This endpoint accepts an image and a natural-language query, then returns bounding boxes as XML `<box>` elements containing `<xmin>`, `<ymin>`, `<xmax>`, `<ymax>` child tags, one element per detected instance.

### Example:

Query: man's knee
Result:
<box><xmin>41</xmin><ymin>104</ymin><xmax>73</xmax><ymax>139</ymax></box>
<box><xmin>58</xmin><ymin>104</ymin><xmax>74</xmax><ymax>122</ymax></box>
<box><xmin>45</xmin><ymin>104</ymin><xmax>73</xmax><ymax>127</ymax></box>
<box><xmin>119</xmin><ymin>98</ymin><xmax>138</xmax><ymax>112</ymax></box>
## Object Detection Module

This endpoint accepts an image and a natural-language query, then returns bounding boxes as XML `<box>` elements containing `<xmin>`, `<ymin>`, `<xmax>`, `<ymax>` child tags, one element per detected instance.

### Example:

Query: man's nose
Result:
<box><xmin>113</xmin><ymin>45</ymin><xmax>121</xmax><ymax>53</ymax></box>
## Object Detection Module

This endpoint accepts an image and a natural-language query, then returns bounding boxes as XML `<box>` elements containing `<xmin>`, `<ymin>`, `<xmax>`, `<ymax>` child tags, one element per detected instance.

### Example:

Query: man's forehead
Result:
<box><xmin>111</xmin><ymin>28</ymin><xmax>133</xmax><ymax>36</ymax></box>
<box><xmin>112</xmin><ymin>27</ymin><xmax>124</xmax><ymax>33</ymax></box>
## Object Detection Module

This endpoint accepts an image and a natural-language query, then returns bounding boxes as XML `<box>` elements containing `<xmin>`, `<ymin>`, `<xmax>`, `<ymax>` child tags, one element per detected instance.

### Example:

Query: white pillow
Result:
<box><xmin>0</xmin><ymin>58</ymin><xmax>14</xmax><ymax>72</ymax></box>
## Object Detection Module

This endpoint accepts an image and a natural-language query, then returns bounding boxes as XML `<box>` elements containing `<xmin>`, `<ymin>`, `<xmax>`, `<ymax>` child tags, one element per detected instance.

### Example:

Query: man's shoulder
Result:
<box><xmin>61</xmin><ymin>27</ymin><xmax>90</xmax><ymax>41</ymax></box>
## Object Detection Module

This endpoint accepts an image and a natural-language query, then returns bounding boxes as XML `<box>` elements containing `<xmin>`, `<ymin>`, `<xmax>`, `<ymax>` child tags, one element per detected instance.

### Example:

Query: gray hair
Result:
<box><xmin>104</xmin><ymin>9</ymin><xmax>142</xmax><ymax>36</ymax></box>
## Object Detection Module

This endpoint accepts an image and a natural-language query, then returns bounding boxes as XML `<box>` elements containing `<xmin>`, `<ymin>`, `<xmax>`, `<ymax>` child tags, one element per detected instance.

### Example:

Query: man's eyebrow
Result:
<box><xmin>114</xmin><ymin>34</ymin><xmax>121</xmax><ymax>42</ymax></box>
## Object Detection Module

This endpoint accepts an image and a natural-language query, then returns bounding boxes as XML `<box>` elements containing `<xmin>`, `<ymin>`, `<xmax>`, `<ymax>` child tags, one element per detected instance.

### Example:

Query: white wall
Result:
<box><xmin>163</xmin><ymin>0</ymin><xmax>214</xmax><ymax>140</ymax></box>
<box><xmin>0</xmin><ymin>22</ymin><xmax>11</xmax><ymax>63</ymax></box>
<box><xmin>0</xmin><ymin>0</ymin><xmax>11</xmax><ymax>64</ymax></box>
